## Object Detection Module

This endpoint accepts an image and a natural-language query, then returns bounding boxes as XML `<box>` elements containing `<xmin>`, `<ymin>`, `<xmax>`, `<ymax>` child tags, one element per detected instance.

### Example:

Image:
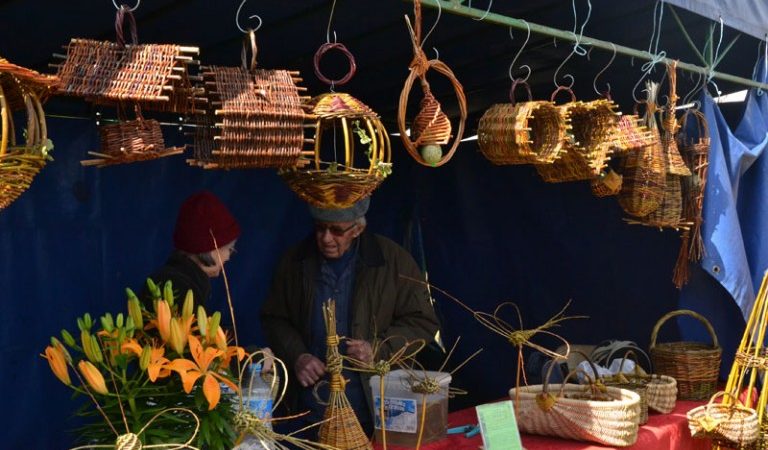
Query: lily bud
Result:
<box><xmin>169</xmin><ymin>318</ymin><xmax>187</xmax><ymax>355</ymax></box>
<box><xmin>50</xmin><ymin>337</ymin><xmax>72</xmax><ymax>364</ymax></box>
<box><xmin>139</xmin><ymin>345</ymin><xmax>151</xmax><ymax>371</ymax></box>
<box><xmin>163</xmin><ymin>280</ymin><xmax>175</xmax><ymax>307</ymax></box>
<box><xmin>197</xmin><ymin>306</ymin><xmax>208</xmax><ymax>337</ymax></box>
<box><xmin>156</xmin><ymin>300</ymin><xmax>171</xmax><ymax>343</ymax></box>
<box><xmin>115</xmin><ymin>313</ymin><xmax>124</xmax><ymax>329</ymax></box>
<box><xmin>61</xmin><ymin>329</ymin><xmax>76</xmax><ymax>347</ymax></box>
<box><xmin>207</xmin><ymin>312</ymin><xmax>221</xmax><ymax>340</ymax></box>
<box><xmin>78</xmin><ymin>360</ymin><xmax>108</xmax><ymax>395</ymax></box>
<box><xmin>182</xmin><ymin>290</ymin><xmax>194</xmax><ymax>320</ymax></box>
<box><xmin>100</xmin><ymin>313</ymin><xmax>114</xmax><ymax>333</ymax></box>
<box><xmin>81</xmin><ymin>330</ymin><xmax>96</xmax><ymax>362</ymax></box>
<box><xmin>43</xmin><ymin>345</ymin><xmax>71</xmax><ymax>386</ymax></box>
<box><xmin>127</xmin><ymin>297</ymin><xmax>144</xmax><ymax>330</ymax></box>
<box><xmin>90</xmin><ymin>335</ymin><xmax>104</xmax><ymax>363</ymax></box>
<box><xmin>146</xmin><ymin>278</ymin><xmax>161</xmax><ymax>302</ymax></box>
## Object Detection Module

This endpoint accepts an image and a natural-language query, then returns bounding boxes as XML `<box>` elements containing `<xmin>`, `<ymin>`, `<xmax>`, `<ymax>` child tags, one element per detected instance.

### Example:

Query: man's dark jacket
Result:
<box><xmin>260</xmin><ymin>230</ymin><xmax>440</xmax><ymax>413</ymax></box>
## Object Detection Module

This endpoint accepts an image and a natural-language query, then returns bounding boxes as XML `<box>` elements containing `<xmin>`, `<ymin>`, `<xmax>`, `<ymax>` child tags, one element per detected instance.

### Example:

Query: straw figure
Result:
<box><xmin>399</xmin><ymin>275</ymin><xmax>585</xmax><ymax>398</ymax></box>
<box><xmin>344</xmin><ymin>335</ymin><xmax>427</xmax><ymax>450</ymax></box>
<box><xmin>315</xmin><ymin>299</ymin><xmax>373</xmax><ymax>450</ymax></box>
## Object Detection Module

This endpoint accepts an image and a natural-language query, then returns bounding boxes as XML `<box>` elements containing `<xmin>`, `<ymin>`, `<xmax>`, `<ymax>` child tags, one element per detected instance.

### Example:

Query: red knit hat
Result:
<box><xmin>173</xmin><ymin>191</ymin><xmax>240</xmax><ymax>253</ymax></box>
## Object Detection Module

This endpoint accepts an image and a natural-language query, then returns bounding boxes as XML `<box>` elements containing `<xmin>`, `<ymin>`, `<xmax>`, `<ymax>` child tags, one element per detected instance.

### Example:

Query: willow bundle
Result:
<box><xmin>317</xmin><ymin>300</ymin><xmax>372</xmax><ymax>450</ymax></box>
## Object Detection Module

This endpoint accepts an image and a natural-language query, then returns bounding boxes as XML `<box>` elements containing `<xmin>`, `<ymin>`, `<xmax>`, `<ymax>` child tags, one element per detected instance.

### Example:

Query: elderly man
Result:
<box><xmin>261</xmin><ymin>196</ymin><xmax>439</xmax><ymax>435</ymax></box>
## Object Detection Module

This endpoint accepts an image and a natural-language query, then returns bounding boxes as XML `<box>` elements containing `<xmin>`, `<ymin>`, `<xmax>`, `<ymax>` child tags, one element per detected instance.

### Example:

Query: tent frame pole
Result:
<box><xmin>414</xmin><ymin>0</ymin><xmax>768</xmax><ymax>92</ymax></box>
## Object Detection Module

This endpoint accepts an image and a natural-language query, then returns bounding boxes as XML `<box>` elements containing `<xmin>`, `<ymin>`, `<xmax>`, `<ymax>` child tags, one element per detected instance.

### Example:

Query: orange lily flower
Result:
<box><xmin>78</xmin><ymin>360</ymin><xmax>108</xmax><ymax>395</ymax></box>
<box><xmin>120</xmin><ymin>338</ymin><xmax>143</xmax><ymax>357</ymax></box>
<box><xmin>167</xmin><ymin>335</ymin><xmax>237</xmax><ymax>410</ymax></box>
<box><xmin>146</xmin><ymin>346</ymin><xmax>171</xmax><ymax>382</ymax></box>
<box><xmin>156</xmin><ymin>300</ymin><xmax>171</xmax><ymax>342</ymax></box>
<box><xmin>221</xmin><ymin>345</ymin><xmax>246</xmax><ymax>369</ymax></box>
<box><xmin>43</xmin><ymin>345</ymin><xmax>71</xmax><ymax>386</ymax></box>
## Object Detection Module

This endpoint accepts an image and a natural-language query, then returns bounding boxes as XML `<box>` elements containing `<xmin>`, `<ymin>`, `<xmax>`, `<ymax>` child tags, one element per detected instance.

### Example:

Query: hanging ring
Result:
<box><xmin>236</xmin><ymin>0</ymin><xmax>263</xmax><ymax>34</ymax></box>
<box><xmin>313</xmin><ymin>42</ymin><xmax>357</xmax><ymax>87</ymax></box>
<box><xmin>112</xmin><ymin>0</ymin><xmax>140</xmax><ymax>11</ymax></box>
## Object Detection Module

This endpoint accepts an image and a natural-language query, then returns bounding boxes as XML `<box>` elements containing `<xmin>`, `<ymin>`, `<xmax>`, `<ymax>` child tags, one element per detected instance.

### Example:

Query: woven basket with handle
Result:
<box><xmin>650</xmin><ymin>309</ymin><xmax>721</xmax><ymax>400</ymax></box>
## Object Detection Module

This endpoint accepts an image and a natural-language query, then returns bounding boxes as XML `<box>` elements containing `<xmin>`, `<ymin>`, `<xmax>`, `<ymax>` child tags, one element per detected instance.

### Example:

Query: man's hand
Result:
<box><xmin>295</xmin><ymin>353</ymin><xmax>326</xmax><ymax>387</ymax></box>
<box><xmin>346</xmin><ymin>339</ymin><xmax>373</xmax><ymax>365</ymax></box>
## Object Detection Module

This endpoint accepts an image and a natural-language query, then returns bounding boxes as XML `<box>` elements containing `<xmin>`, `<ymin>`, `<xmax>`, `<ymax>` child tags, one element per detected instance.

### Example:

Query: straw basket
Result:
<box><xmin>478</xmin><ymin>81</ymin><xmax>567</xmax><ymax>165</ymax></box>
<box><xmin>599</xmin><ymin>351</ymin><xmax>652</xmax><ymax>425</ymax></box>
<box><xmin>189</xmin><ymin>31</ymin><xmax>310</xmax><ymax>169</ymax></box>
<box><xmin>0</xmin><ymin>61</ymin><xmax>56</xmax><ymax>210</ymax></box>
<box><xmin>280</xmin><ymin>92</ymin><xmax>391</xmax><ymax>209</ymax></box>
<box><xmin>509</xmin><ymin>367</ymin><xmax>641</xmax><ymax>447</ymax></box>
<box><xmin>645</xmin><ymin>375</ymin><xmax>677</xmax><ymax>414</ymax></box>
<box><xmin>650</xmin><ymin>309</ymin><xmax>721</xmax><ymax>400</ymax></box>
<box><xmin>612</xmin><ymin>114</ymin><xmax>657</xmax><ymax>152</ymax></box>
<box><xmin>687</xmin><ymin>391</ymin><xmax>759</xmax><ymax>447</ymax></box>
<box><xmin>568</xmin><ymin>98</ymin><xmax>622</xmax><ymax>176</ymax></box>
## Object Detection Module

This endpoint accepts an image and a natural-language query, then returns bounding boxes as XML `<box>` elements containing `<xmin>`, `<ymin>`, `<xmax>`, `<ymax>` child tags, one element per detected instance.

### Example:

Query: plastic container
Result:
<box><xmin>234</xmin><ymin>363</ymin><xmax>274</xmax><ymax>450</ymax></box>
<box><xmin>369</xmin><ymin>369</ymin><xmax>451</xmax><ymax>447</ymax></box>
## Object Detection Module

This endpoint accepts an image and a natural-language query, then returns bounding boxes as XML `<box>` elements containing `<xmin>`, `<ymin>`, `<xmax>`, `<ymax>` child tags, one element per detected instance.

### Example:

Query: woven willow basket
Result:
<box><xmin>646</xmin><ymin>374</ymin><xmax>677</xmax><ymax>414</ymax></box>
<box><xmin>509</xmin><ymin>381</ymin><xmax>641</xmax><ymax>446</ymax></box>
<box><xmin>568</xmin><ymin>99</ymin><xmax>622</xmax><ymax>176</ymax></box>
<box><xmin>478</xmin><ymin>81</ymin><xmax>567</xmax><ymax>165</ymax></box>
<box><xmin>82</xmin><ymin>116</ymin><xmax>184</xmax><ymax>167</ymax></box>
<box><xmin>0</xmin><ymin>62</ymin><xmax>56</xmax><ymax>210</ymax></box>
<box><xmin>510</xmin><ymin>360</ymin><xmax>641</xmax><ymax>447</ymax></box>
<box><xmin>650</xmin><ymin>310</ymin><xmax>721</xmax><ymax>400</ymax></box>
<box><xmin>590</xmin><ymin>169</ymin><xmax>623</xmax><ymax>197</ymax></box>
<box><xmin>612</xmin><ymin>114</ymin><xmax>657</xmax><ymax>152</ymax></box>
<box><xmin>687</xmin><ymin>391</ymin><xmax>759</xmax><ymax>447</ymax></box>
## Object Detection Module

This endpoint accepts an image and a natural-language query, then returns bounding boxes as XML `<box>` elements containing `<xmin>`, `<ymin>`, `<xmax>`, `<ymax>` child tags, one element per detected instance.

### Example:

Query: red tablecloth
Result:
<box><xmin>373</xmin><ymin>399</ymin><xmax>711</xmax><ymax>450</ymax></box>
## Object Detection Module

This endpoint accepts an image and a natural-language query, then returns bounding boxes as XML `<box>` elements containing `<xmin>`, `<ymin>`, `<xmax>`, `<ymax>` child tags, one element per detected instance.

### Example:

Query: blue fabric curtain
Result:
<box><xmin>664</xmin><ymin>0</ymin><xmax>768</xmax><ymax>40</ymax></box>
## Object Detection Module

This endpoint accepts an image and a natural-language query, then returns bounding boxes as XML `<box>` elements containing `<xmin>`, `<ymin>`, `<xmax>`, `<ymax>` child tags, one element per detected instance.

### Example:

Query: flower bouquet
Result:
<box><xmin>41</xmin><ymin>279</ymin><xmax>246</xmax><ymax>450</ymax></box>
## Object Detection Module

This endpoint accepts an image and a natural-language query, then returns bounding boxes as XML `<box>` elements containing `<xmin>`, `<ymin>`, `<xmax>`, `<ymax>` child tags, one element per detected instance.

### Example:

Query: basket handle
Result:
<box><xmin>649</xmin><ymin>309</ymin><xmax>719</xmax><ymax>350</ymax></box>
<box><xmin>678</xmin><ymin>108</ymin><xmax>710</xmax><ymax>145</ymax></box>
<box><xmin>115</xmin><ymin>5</ymin><xmax>139</xmax><ymax>48</ymax></box>
<box><xmin>0</xmin><ymin>83</ymin><xmax>8</xmax><ymax>157</ymax></box>
<box><xmin>550</xmin><ymin>86</ymin><xmax>576</xmax><ymax>104</ymax></box>
<box><xmin>509</xmin><ymin>79</ymin><xmax>532</xmax><ymax>106</ymax></box>
<box><xmin>706</xmin><ymin>391</ymin><xmax>745</xmax><ymax>410</ymax></box>
<box><xmin>241</xmin><ymin>29</ymin><xmax>258</xmax><ymax>72</ymax></box>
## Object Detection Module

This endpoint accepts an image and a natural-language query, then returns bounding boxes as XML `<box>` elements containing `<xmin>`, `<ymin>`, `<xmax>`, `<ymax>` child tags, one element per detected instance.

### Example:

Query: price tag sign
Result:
<box><xmin>475</xmin><ymin>400</ymin><xmax>523</xmax><ymax>450</ymax></box>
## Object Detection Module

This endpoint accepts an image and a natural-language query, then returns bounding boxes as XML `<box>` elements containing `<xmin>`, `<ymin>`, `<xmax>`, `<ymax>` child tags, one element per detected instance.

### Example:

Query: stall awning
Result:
<box><xmin>665</xmin><ymin>0</ymin><xmax>768</xmax><ymax>40</ymax></box>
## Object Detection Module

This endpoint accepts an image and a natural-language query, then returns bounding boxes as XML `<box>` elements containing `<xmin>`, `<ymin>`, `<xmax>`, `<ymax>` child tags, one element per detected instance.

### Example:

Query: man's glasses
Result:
<box><xmin>314</xmin><ymin>222</ymin><xmax>357</xmax><ymax>237</ymax></box>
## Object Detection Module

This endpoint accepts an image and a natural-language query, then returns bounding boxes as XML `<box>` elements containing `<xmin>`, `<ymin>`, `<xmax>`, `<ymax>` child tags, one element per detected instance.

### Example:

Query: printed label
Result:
<box><xmin>373</xmin><ymin>396</ymin><xmax>418</xmax><ymax>433</ymax></box>
<box><xmin>247</xmin><ymin>398</ymin><xmax>273</xmax><ymax>420</ymax></box>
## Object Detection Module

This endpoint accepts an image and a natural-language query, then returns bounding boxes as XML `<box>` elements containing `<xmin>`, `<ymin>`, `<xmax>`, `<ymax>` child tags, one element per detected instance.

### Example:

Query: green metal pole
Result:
<box><xmin>415</xmin><ymin>0</ymin><xmax>768</xmax><ymax>92</ymax></box>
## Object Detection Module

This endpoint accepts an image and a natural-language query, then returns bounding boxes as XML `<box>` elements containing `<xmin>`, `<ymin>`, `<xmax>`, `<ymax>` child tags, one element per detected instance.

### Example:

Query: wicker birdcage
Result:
<box><xmin>189</xmin><ymin>31</ymin><xmax>311</xmax><ymax>169</ymax></box>
<box><xmin>280</xmin><ymin>92</ymin><xmax>391</xmax><ymax>209</ymax></box>
<box><xmin>478</xmin><ymin>81</ymin><xmax>568</xmax><ymax>165</ymax></box>
<box><xmin>0</xmin><ymin>58</ymin><xmax>57</xmax><ymax>210</ymax></box>
<box><xmin>54</xmin><ymin>6</ymin><xmax>200</xmax><ymax>114</ymax></box>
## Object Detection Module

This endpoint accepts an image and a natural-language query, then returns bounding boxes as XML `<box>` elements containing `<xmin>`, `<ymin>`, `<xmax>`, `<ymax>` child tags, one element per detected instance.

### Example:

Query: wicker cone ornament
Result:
<box><xmin>317</xmin><ymin>300</ymin><xmax>372</xmax><ymax>450</ymax></box>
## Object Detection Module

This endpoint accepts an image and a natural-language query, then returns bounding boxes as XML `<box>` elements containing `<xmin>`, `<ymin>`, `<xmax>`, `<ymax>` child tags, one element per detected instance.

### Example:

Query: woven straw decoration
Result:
<box><xmin>509</xmin><ymin>366</ymin><xmax>641</xmax><ymax>447</ymax></box>
<box><xmin>54</xmin><ymin>7</ymin><xmax>200</xmax><ymax>114</ymax></box>
<box><xmin>611</xmin><ymin>114</ymin><xmax>658</xmax><ymax>153</ymax></box>
<box><xmin>649</xmin><ymin>309</ymin><xmax>721</xmax><ymax>400</ymax></box>
<box><xmin>318</xmin><ymin>300</ymin><xmax>372</xmax><ymax>450</ymax></box>
<box><xmin>687</xmin><ymin>391</ymin><xmax>759</xmax><ymax>447</ymax></box>
<box><xmin>398</xmin><ymin>0</ymin><xmax>467</xmax><ymax>167</ymax></box>
<box><xmin>590</xmin><ymin>169</ymin><xmax>623</xmax><ymax>197</ymax></box>
<box><xmin>0</xmin><ymin>58</ymin><xmax>57</xmax><ymax>210</ymax></box>
<box><xmin>280</xmin><ymin>92</ymin><xmax>391</xmax><ymax>209</ymax></box>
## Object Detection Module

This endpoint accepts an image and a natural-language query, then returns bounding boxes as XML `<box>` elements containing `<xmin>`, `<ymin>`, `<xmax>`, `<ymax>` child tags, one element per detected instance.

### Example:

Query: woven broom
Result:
<box><xmin>318</xmin><ymin>300</ymin><xmax>372</xmax><ymax>450</ymax></box>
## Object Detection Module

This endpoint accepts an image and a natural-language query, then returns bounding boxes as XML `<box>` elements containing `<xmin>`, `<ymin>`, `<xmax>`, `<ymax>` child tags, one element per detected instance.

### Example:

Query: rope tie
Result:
<box><xmin>411</xmin><ymin>378</ymin><xmax>440</xmax><ymax>395</ymax></box>
<box><xmin>233</xmin><ymin>410</ymin><xmax>270</xmax><ymax>436</ymax></box>
<box><xmin>326</xmin><ymin>352</ymin><xmax>343</xmax><ymax>376</ymax></box>
<box><xmin>329</xmin><ymin>372</ymin><xmax>347</xmax><ymax>392</ymax></box>
<box><xmin>374</xmin><ymin>360</ymin><xmax>391</xmax><ymax>377</ymax></box>
<box><xmin>115</xmin><ymin>433</ymin><xmax>142</xmax><ymax>450</ymax></box>
<box><xmin>326</xmin><ymin>334</ymin><xmax>340</xmax><ymax>348</ymax></box>
<box><xmin>507</xmin><ymin>330</ymin><xmax>535</xmax><ymax>347</ymax></box>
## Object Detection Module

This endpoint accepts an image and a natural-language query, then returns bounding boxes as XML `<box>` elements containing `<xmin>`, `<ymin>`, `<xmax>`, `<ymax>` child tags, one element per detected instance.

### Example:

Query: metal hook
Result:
<box><xmin>473</xmin><ymin>0</ymin><xmax>493</xmax><ymax>21</ymax></box>
<box><xmin>112</xmin><ymin>0</ymin><xmax>140</xmax><ymax>11</ymax></box>
<box><xmin>592</xmin><ymin>43</ymin><xmax>616</xmax><ymax>97</ymax></box>
<box><xmin>508</xmin><ymin>21</ymin><xmax>531</xmax><ymax>81</ymax></box>
<box><xmin>422</xmin><ymin>0</ymin><xmax>442</xmax><ymax>48</ymax></box>
<box><xmin>553</xmin><ymin>32</ymin><xmax>579</xmax><ymax>89</ymax></box>
<box><xmin>236</xmin><ymin>0</ymin><xmax>262</xmax><ymax>33</ymax></box>
<box><xmin>682</xmin><ymin>70</ymin><xmax>704</xmax><ymax>106</ymax></box>
<box><xmin>433</xmin><ymin>47</ymin><xmax>440</xmax><ymax>60</ymax></box>
<box><xmin>325</xmin><ymin>0</ymin><xmax>338</xmax><ymax>44</ymax></box>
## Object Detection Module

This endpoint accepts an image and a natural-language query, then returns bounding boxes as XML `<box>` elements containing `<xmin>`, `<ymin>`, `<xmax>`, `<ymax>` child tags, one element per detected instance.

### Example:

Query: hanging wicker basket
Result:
<box><xmin>0</xmin><ymin>59</ymin><xmax>57</xmax><ymax>210</ymax></box>
<box><xmin>649</xmin><ymin>309</ymin><xmax>721</xmax><ymax>400</ymax></box>
<box><xmin>568</xmin><ymin>98</ymin><xmax>622</xmax><ymax>176</ymax></box>
<box><xmin>612</xmin><ymin>114</ymin><xmax>658</xmax><ymax>153</ymax></box>
<box><xmin>478</xmin><ymin>81</ymin><xmax>567</xmax><ymax>165</ymax></box>
<box><xmin>280</xmin><ymin>92</ymin><xmax>391</xmax><ymax>209</ymax></box>
<box><xmin>189</xmin><ymin>31</ymin><xmax>311</xmax><ymax>169</ymax></box>
<box><xmin>590</xmin><ymin>168</ymin><xmax>623</xmax><ymax>197</ymax></box>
